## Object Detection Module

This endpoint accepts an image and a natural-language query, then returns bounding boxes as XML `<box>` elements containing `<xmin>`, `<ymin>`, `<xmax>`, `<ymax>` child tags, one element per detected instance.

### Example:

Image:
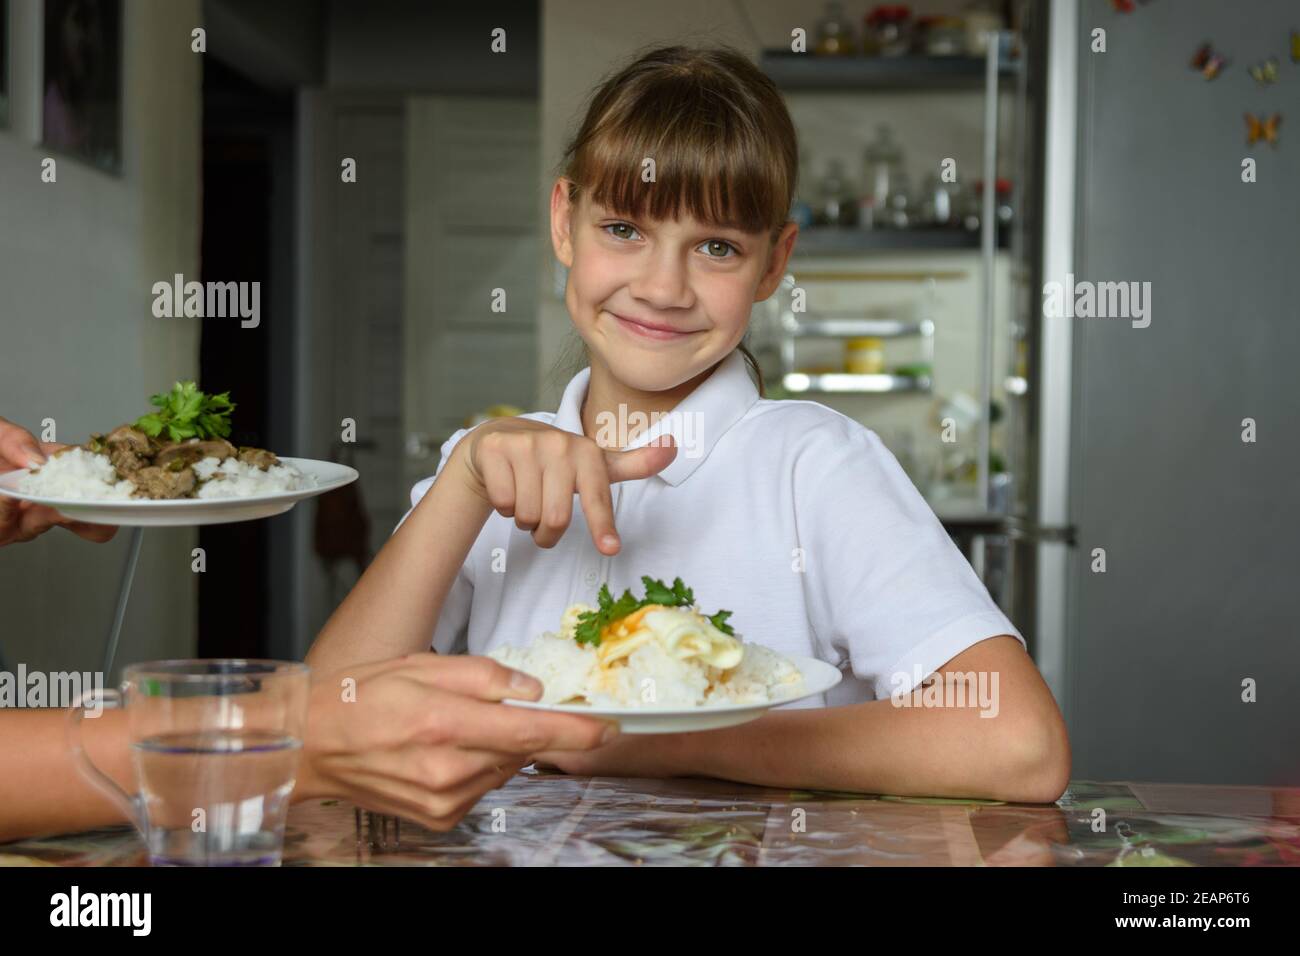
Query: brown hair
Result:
<box><xmin>557</xmin><ymin>44</ymin><xmax>799</xmax><ymax>398</ymax></box>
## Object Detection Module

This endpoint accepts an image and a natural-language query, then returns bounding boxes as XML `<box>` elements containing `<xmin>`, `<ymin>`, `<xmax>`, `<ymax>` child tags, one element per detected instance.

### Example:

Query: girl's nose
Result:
<box><xmin>627</xmin><ymin>251</ymin><xmax>694</xmax><ymax>311</ymax></box>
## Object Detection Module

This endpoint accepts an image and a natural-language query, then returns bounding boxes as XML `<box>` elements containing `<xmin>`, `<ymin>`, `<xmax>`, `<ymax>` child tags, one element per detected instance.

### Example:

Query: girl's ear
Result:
<box><xmin>551</xmin><ymin>179</ymin><xmax>577</xmax><ymax>268</ymax></box>
<box><xmin>754</xmin><ymin>221</ymin><xmax>799</xmax><ymax>301</ymax></box>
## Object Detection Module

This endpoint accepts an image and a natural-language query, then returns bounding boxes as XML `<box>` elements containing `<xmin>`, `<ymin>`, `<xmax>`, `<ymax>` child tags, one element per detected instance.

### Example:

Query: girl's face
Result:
<box><xmin>551</xmin><ymin>179</ymin><xmax>798</xmax><ymax>394</ymax></box>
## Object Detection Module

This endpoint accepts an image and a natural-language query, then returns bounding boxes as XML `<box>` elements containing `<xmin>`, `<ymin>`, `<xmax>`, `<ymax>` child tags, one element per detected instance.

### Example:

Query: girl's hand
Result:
<box><xmin>452</xmin><ymin>417</ymin><xmax>676</xmax><ymax>556</ymax></box>
<box><xmin>298</xmin><ymin>653</ymin><xmax>617</xmax><ymax>831</ymax></box>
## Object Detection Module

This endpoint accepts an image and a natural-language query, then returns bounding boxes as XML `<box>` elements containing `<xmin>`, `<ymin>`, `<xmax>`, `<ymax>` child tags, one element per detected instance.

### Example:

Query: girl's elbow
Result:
<box><xmin>996</xmin><ymin>712</ymin><xmax>1072</xmax><ymax>804</ymax></box>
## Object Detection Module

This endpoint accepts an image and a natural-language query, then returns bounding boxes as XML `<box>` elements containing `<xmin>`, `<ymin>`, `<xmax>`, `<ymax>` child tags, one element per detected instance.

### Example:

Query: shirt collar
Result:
<box><xmin>551</xmin><ymin>348</ymin><xmax>759</xmax><ymax>486</ymax></box>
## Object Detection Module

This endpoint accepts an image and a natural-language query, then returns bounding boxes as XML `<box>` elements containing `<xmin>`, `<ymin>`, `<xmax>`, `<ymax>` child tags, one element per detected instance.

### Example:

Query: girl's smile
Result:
<box><xmin>605</xmin><ymin>309</ymin><xmax>702</xmax><ymax>343</ymax></box>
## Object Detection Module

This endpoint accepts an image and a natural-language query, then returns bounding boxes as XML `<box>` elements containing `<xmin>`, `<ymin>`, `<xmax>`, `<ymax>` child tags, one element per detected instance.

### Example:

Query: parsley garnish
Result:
<box><xmin>134</xmin><ymin>382</ymin><xmax>235</xmax><ymax>442</ymax></box>
<box><xmin>573</xmin><ymin>576</ymin><xmax>735</xmax><ymax>646</ymax></box>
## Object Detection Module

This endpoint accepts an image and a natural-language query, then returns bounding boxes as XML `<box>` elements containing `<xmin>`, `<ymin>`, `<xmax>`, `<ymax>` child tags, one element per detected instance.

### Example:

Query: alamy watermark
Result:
<box><xmin>594</xmin><ymin>404</ymin><xmax>703</xmax><ymax>459</ymax></box>
<box><xmin>151</xmin><ymin>273</ymin><xmax>260</xmax><ymax>328</ymax></box>
<box><xmin>1043</xmin><ymin>273</ymin><xmax>1151</xmax><ymax>328</ymax></box>
<box><xmin>50</xmin><ymin>886</ymin><xmax>150</xmax><ymax>936</ymax></box>
<box><xmin>889</xmin><ymin>664</ymin><xmax>1000</xmax><ymax>718</ymax></box>
<box><xmin>0</xmin><ymin>664</ymin><xmax>104</xmax><ymax>716</ymax></box>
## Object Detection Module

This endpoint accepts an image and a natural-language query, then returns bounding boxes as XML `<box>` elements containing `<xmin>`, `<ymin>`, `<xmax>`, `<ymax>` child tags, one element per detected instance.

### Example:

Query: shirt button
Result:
<box><xmin>583</xmin><ymin>569</ymin><xmax>599</xmax><ymax>587</ymax></box>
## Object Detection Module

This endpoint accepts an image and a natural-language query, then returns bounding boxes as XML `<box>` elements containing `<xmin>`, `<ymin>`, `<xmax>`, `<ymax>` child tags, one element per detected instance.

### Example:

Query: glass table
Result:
<box><xmin>4</xmin><ymin>771</ymin><xmax>1299</xmax><ymax>867</ymax></box>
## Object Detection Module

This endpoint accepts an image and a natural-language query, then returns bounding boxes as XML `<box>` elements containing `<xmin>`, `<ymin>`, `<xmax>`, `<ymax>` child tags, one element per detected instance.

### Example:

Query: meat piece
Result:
<box><xmin>102</xmin><ymin>425</ymin><xmax>154</xmax><ymax>476</ymax></box>
<box><xmin>106</xmin><ymin>424</ymin><xmax>151</xmax><ymax>451</ymax></box>
<box><xmin>131</xmin><ymin>464</ymin><xmax>197</xmax><ymax>500</ymax></box>
<box><xmin>155</xmin><ymin>438</ymin><xmax>237</xmax><ymax>468</ymax></box>
<box><xmin>237</xmin><ymin>446</ymin><xmax>279</xmax><ymax>470</ymax></box>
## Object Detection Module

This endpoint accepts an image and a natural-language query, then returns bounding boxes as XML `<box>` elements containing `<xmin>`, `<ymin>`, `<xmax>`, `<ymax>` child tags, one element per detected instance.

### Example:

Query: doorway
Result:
<box><xmin>196</xmin><ymin>56</ymin><xmax>296</xmax><ymax>659</ymax></box>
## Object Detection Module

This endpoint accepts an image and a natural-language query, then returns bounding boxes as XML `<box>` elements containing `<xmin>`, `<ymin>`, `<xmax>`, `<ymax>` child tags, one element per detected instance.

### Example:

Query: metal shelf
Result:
<box><xmin>793</xmin><ymin>225</ymin><xmax>1009</xmax><ymax>256</ymax></box>
<box><xmin>782</xmin><ymin>372</ymin><xmax>932</xmax><ymax>395</ymax></box>
<box><xmin>786</xmin><ymin>316</ymin><xmax>932</xmax><ymax>339</ymax></box>
<box><xmin>760</xmin><ymin>51</ymin><xmax>1020</xmax><ymax>92</ymax></box>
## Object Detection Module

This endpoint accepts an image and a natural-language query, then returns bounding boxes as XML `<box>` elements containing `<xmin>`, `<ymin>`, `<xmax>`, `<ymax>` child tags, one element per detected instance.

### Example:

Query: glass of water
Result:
<box><xmin>68</xmin><ymin>659</ymin><xmax>310</xmax><ymax>866</ymax></box>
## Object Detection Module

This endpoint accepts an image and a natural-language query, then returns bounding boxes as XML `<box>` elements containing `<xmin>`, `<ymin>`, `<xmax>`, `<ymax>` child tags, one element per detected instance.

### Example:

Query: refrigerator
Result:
<box><xmin>1033</xmin><ymin>0</ymin><xmax>1300</xmax><ymax>785</ymax></box>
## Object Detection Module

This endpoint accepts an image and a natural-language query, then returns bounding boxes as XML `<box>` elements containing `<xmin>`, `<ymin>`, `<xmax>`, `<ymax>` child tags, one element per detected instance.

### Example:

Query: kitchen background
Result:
<box><xmin>0</xmin><ymin>0</ymin><xmax>1295</xmax><ymax>786</ymax></box>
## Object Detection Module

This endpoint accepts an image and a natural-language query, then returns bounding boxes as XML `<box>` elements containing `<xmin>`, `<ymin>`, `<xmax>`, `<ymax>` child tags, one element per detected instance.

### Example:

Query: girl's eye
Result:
<box><xmin>604</xmin><ymin>223</ymin><xmax>642</xmax><ymax>241</ymax></box>
<box><xmin>698</xmin><ymin>239</ymin><xmax>738</xmax><ymax>259</ymax></box>
<box><xmin>602</xmin><ymin>224</ymin><xmax>737</xmax><ymax>258</ymax></box>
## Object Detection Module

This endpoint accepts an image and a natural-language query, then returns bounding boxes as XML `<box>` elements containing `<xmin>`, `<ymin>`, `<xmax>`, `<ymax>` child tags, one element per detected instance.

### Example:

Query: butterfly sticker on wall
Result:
<box><xmin>1244</xmin><ymin>112</ymin><xmax>1281</xmax><ymax>147</ymax></box>
<box><xmin>1249</xmin><ymin>57</ymin><xmax>1278</xmax><ymax>86</ymax></box>
<box><xmin>1190</xmin><ymin>43</ymin><xmax>1227</xmax><ymax>80</ymax></box>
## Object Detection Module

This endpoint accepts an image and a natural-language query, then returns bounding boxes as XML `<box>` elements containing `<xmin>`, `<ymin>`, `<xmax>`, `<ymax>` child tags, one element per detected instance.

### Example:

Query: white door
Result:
<box><xmin>402</xmin><ymin>96</ymin><xmax>539</xmax><ymax>494</ymax></box>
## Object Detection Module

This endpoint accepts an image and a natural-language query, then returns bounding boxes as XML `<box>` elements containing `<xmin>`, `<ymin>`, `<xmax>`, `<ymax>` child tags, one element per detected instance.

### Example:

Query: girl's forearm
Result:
<box><xmin>675</xmin><ymin>678</ymin><xmax>1067</xmax><ymax>803</ymax></box>
<box><xmin>0</xmin><ymin>709</ymin><xmax>134</xmax><ymax>843</ymax></box>
<box><xmin>307</xmin><ymin>458</ymin><xmax>492</xmax><ymax>673</ymax></box>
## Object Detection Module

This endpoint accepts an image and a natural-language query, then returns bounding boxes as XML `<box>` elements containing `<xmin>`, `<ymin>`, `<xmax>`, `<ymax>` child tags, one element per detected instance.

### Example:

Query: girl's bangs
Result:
<box><xmin>573</xmin><ymin>113</ymin><xmax>789</xmax><ymax>236</ymax></box>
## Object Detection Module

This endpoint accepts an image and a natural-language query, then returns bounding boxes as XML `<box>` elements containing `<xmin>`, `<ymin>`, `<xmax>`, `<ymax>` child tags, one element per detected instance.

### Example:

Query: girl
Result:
<box><xmin>307</xmin><ymin>45</ymin><xmax>1070</xmax><ymax>803</ymax></box>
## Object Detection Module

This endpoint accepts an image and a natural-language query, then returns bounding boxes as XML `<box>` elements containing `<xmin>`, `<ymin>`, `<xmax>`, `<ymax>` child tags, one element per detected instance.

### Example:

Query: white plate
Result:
<box><xmin>0</xmin><ymin>457</ymin><xmax>359</xmax><ymax>527</ymax></box>
<box><xmin>503</xmin><ymin>655</ymin><xmax>842</xmax><ymax>734</ymax></box>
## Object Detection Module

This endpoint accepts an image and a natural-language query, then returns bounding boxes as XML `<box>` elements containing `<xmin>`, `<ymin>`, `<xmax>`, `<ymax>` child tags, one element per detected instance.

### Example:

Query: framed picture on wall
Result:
<box><xmin>0</xmin><ymin>0</ymin><xmax>10</xmax><ymax>128</ymax></box>
<box><xmin>42</xmin><ymin>0</ymin><xmax>121</xmax><ymax>172</ymax></box>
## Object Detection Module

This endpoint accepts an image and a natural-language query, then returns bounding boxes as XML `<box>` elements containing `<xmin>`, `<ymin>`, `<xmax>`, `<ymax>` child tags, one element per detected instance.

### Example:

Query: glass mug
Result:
<box><xmin>67</xmin><ymin>660</ymin><xmax>309</xmax><ymax>866</ymax></box>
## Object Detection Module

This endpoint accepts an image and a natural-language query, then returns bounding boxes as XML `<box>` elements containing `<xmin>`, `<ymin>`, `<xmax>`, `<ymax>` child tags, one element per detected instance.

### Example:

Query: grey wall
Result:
<box><xmin>1066</xmin><ymin>0</ymin><xmax>1300</xmax><ymax>784</ymax></box>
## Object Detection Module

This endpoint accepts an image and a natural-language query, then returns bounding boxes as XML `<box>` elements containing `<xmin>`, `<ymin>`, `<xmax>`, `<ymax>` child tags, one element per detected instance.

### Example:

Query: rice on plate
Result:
<box><xmin>19</xmin><ymin>446</ymin><xmax>314</xmax><ymax>500</ymax></box>
<box><xmin>489</xmin><ymin>578</ymin><xmax>804</xmax><ymax>708</ymax></box>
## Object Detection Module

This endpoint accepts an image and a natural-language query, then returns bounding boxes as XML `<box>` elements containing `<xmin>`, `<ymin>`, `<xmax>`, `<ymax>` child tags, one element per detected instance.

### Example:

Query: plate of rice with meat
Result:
<box><xmin>0</xmin><ymin>382</ymin><xmax>357</xmax><ymax>526</ymax></box>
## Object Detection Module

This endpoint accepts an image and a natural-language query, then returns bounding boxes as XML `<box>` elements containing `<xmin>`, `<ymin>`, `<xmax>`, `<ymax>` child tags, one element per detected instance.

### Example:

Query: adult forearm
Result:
<box><xmin>0</xmin><ymin>709</ymin><xmax>134</xmax><ymax>842</ymax></box>
<box><xmin>307</xmin><ymin>465</ymin><xmax>492</xmax><ymax>673</ymax></box>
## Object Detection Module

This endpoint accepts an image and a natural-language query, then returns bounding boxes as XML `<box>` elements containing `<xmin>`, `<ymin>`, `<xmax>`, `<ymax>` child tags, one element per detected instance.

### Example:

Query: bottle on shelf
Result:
<box><xmin>886</xmin><ymin>169</ymin><xmax>914</xmax><ymax>229</ymax></box>
<box><xmin>858</xmin><ymin>124</ymin><xmax>904</xmax><ymax>230</ymax></box>
<box><xmin>816</xmin><ymin>158</ymin><xmax>858</xmax><ymax>227</ymax></box>
<box><xmin>919</xmin><ymin>172</ymin><xmax>957</xmax><ymax>227</ymax></box>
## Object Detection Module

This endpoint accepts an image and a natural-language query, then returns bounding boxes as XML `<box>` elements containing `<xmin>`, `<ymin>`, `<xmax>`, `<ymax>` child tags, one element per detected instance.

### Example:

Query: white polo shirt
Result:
<box><xmin>407</xmin><ymin>348</ymin><xmax>1023</xmax><ymax>708</ymax></box>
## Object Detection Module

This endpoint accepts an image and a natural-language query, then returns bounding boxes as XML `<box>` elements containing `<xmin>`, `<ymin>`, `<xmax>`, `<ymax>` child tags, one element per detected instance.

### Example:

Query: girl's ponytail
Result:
<box><xmin>738</xmin><ymin>342</ymin><xmax>766</xmax><ymax>399</ymax></box>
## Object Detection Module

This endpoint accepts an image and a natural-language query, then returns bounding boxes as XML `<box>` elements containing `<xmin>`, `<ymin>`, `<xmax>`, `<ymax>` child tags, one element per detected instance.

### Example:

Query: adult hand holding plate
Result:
<box><xmin>0</xmin><ymin>416</ymin><xmax>116</xmax><ymax>545</ymax></box>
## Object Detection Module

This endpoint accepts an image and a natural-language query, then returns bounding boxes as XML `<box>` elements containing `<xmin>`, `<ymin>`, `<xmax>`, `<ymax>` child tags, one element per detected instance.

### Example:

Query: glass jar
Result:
<box><xmin>963</xmin><ymin>0</ymin><xmax>1004</xmax><ymax>56</ymax></box>
<box><xmin>815</xmin><ymin>1</ymin><xmax>857</xmax><ymax>56</ymax></box>
<box><xmin>864</xmin><ymin>5</ymin><xmax>913</xmax><ymax>57</ymax></box>
<box><xmin>845</xmin><ymin>337</ymin><xmax>886</xmax><ymax>374</ymax></box>
<box><xmin>919</xmin><ymin>15</ymin><xmax>965</xmax><ymax>56</ymax></box>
